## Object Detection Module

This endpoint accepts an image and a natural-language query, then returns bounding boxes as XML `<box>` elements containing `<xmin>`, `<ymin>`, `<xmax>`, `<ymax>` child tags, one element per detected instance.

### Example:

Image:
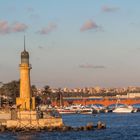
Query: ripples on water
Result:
<box><xmin>0</xmin><ymin>113</ymin><xmax>140</xmax><ymax>140</ymax></box>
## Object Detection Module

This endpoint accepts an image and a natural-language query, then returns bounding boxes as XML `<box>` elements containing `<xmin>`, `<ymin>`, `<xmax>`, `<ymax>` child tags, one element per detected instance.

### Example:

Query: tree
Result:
<box><xmin>41</xmin><ymin>85</ymin><xmax>51</xmax><ymax>105</ymax></box>
<box><xmin>56</xmin><ymin>88</ymin><xmax>64</xmax><ymax>107</ymax></box>
<box><xmin>0</xmin><ymin>80</ymin><xmax>20</xmax><ymax>105</ymax></box>
<box><xmin>43</xmin><ymin>85</ymin><xmax>51</xmax><ymax>95</ymax></box>
<box><xmin>31</xmin><ymin>85</ymin><xmax>37</xmax><ymax>96</ymax></box>
<box><xmin>35</xmin><ymin>95</ymin><xmax>42</xmax><ymax>106</ymax></box>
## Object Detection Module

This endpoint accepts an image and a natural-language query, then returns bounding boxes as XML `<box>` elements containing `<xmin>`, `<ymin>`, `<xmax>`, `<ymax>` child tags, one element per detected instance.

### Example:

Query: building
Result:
<box><xmin>127</xmin><ymin>93</ymin><xmax>140</xmax><ymax>98</ymax></box>
<box><xmin>16</xmin><ymin>36</ymin><xmax>35</xmax><ymax>110</ymax></box>
<box><xmin>0</xmin><ymin>37</ymin><xmax>63</xmax><ymax>130</ymax></box>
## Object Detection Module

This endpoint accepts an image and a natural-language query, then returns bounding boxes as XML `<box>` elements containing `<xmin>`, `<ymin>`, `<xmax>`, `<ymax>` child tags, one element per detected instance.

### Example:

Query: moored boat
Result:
<box><xmin>113</xmin><ymin>105</ymin><xmax>133</xmax><ymax>113</ymax></box>
<box><xmin>80</xmin><ymin>108</ymin><xmax>93</xmax><ymax>114</ymax></box>
<box><xmin>57</xmin><ymin>108</ymin><xmax>76</xmax><ymax>114</ymax></box>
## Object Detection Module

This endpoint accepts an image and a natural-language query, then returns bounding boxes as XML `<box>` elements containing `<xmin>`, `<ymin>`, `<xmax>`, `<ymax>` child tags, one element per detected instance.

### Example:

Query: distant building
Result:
<box><xmin>127</xmin><ymin>93</ymin><xmax>140</xmax><ymax>98</ymax></box>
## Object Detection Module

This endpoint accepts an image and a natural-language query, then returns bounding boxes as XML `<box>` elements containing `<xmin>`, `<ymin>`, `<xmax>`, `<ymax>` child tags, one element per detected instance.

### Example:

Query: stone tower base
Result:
<box><xmin>16</xmin><ymin>97</ymin><xmax>35</xmax><ymax>110</ymax></box>
<box><xmin>6</xmin><ymin>111</ymin><xmax>63</xmax><ymax>129</ymax></box>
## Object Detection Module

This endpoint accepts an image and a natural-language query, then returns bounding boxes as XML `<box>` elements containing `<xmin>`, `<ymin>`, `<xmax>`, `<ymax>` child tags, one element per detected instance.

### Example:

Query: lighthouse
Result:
<box><xmin>16</xmin><ymin>36</ymin><xmax>35</xmax><ymax>110</ymax></box>
<box><xmin>1</xmin><ymin>37</ymin><xmax>63</xmax><ymax>129</ymax></box>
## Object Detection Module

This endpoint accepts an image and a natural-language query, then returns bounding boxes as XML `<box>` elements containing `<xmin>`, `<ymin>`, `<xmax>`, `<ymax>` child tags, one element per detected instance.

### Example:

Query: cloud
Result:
<box><xmin>37</xmin><ymin>23</ymin><xmax>57</xmax><ymax>35</ymax></box>
<box><xmin>0</xmin><ymin>20</ymin><xmax>28</xmax><ymax>34</ymax></box>
<box><xmin>80</xmin><ymin>20</ymin><xmax>101</xmax><ymax>32</ymax></box>
<box><xmin>102</xmin><ymin>5</ymin><xmax>119</xmax><ymax>12</ymax></box>
<box><xmin>79</xmin><ymin>64</ymin><xmax>106</xmax><ymax>69</ymax></box>
<box><xmin>0</xmin><ymin>21</ymin><xmax>10</xmax><ymax>34</ymax></box>
<box><xmin>12</xmin><ymin>22</ymin><xmax>28</xmax><ymax>32</ymax></box>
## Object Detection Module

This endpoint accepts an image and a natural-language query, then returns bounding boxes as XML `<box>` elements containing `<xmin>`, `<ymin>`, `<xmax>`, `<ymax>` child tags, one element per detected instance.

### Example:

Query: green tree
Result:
<box><xmin>0</xmin><ymin>80</ymin><xmax>20</xmax><ymax>105</ymax></box>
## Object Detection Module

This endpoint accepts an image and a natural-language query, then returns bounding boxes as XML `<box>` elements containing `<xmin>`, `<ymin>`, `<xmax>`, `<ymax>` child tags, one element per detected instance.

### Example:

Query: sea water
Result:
<box><xmin>0</xmin><ymin>113</ymin><xmax>140</xmax><ymax>140</ymax></box>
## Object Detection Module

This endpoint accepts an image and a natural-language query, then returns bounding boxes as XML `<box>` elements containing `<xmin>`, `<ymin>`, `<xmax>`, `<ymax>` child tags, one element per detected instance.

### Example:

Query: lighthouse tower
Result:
<box><xmin>5</xmin><ymin>36</ymin><xmax>63</xmax><ymax>129</ymax></box>
<box><xmin>16</xmin><ymin>36</ymin><xmax>35</xmax><ymax>110</ymax></box>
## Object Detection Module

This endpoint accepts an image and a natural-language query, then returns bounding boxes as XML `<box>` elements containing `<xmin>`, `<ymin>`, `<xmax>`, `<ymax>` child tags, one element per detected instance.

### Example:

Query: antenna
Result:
<box><xmin>24</xmin><ymin>35</ymin><xmax>26</xmax><ymax>51</ymax></box>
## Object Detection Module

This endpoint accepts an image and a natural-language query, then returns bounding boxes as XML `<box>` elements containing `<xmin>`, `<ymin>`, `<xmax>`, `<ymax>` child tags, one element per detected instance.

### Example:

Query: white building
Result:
<box><xmin>127</xmin><ymin>93</ymin><xmax>140</xmax><ymax>98</ymax></box>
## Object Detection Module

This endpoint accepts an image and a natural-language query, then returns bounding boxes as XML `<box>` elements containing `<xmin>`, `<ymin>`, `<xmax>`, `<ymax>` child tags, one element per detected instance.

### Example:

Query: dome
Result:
<box><xmin>21</xmin><ymin>50</ymin><xmax>29</xmax><ymax>59</ymax></box>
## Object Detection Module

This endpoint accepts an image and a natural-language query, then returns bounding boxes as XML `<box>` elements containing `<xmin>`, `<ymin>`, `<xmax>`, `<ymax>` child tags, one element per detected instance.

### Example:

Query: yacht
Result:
<box><xmin>113</xmin><ymin>105</ymin><xmax>133</xmax><ymax>113</ymax></box>
<box><xmin>57</xmin><ymin>105</ymin><xmax>81</xmax><ymax>114</ymax></box>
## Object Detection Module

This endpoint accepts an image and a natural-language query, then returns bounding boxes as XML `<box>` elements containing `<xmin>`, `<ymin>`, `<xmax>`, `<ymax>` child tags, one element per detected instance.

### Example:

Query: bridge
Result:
<box><xmin>53</xmin><ymin>98</ymin><xmax>140</xmax><ymax>107</ymax></box>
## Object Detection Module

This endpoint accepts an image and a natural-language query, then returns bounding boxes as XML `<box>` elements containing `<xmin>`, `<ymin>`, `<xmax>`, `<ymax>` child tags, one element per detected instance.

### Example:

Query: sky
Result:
<box><xmin>0</xmin><ymin>0</ymin><xmax>140</xmax><ymax>88</ymax></box>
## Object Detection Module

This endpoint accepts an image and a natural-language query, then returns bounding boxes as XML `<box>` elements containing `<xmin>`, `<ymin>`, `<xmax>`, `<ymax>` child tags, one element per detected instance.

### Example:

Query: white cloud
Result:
<box><xmin>12</xmin><ymin>22</ymin><xmax>28</xmax><ymax>32</ymax></box>
<box><xmin>0</xmin><ymin>20</ymin><xmax>28</xmax><ymax>34</ymax></box>
<box><xmin>80</xmin><ymin>20</ymin><xmax>101</xmax><ymax>32</ymax></box>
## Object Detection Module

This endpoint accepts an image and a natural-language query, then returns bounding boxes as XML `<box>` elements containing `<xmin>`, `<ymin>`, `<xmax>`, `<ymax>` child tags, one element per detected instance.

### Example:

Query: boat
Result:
<box><xmin>57</xmin><ymin>105</ymin><xmax>81</xmax><ymax>114</ymax></box>
<box><xmin>113</xmin><ymin>105</ymin><xmax>133</xmax><ymax>113</ymax></box>
<box><xmin>80</xmin><ymin>108</ymin><xmax>93</xmax><ymax>114</ymax></box>
<box><xmin>57</xmin><ymin>108</ymin><xmax>76</xmax><ymax>114</ymax></box>
<box><xmin>90</xmin><ymin>104</ymin><xmax>108</xmax><ymax>113</ymax></box>
<box><xmin>78</xmin><ymin>105</ymin><xmax>99</xmax><ymax>114</ymax></box>
<box><xmin>112</xmin><ymin>98</ymin><xmax>135</xmax><ymax>113</ymax></box>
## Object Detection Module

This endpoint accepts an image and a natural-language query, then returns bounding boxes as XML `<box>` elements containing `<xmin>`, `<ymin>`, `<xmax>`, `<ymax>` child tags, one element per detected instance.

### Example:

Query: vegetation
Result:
<box><xmin>0</xmin><ymin>80</ymin><xmax>20</xmax><ymax>105</ymax></box>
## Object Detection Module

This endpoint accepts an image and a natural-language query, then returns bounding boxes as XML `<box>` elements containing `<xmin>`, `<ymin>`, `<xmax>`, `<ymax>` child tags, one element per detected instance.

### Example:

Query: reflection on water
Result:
<box><xmin>0</xmin><ymin>113</ymin><xmax>140</xmax><ymax>140</ymax></box>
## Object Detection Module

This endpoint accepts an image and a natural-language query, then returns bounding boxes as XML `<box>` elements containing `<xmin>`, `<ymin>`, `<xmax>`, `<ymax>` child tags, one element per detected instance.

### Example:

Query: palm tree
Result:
<box><xmin>42</xmin><ymin>85</ymin><xmax>51</xmax><ymax>105</ymax></box>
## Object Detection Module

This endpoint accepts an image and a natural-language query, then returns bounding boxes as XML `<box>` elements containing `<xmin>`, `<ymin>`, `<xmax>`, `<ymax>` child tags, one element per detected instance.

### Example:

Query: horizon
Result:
<box><xmin>0</xmin><ymin>0</ymin><xmax>140</xmax><ymax>88</ymax></box>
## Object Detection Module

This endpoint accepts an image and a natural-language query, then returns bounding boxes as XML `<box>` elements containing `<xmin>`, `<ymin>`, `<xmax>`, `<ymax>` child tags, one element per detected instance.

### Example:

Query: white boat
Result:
<box><xmin>57</xmin><ymin>109</ymin><xmax>76</xmax><ymax>114</ymax></box>
<box><xmin>57</xmin><ymin>105</ymin><xmax>81</xmax><ymax>114</ymax></box>
<box><xmin>113</xmin><ymin>105</ymin><xmax>133</xmax><ymax>113</ymax></box>
<box><xmin>80</xmin><ymin>108</ymin><xmax>93</xmax><ymax>114</ymax></box>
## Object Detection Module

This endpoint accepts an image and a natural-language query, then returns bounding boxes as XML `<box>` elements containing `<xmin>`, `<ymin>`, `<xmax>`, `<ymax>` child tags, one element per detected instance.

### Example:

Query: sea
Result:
<box><xmin>0</xmin><ymin>113</ymin><xmax>140</xmax><ymax>140</ymax></box>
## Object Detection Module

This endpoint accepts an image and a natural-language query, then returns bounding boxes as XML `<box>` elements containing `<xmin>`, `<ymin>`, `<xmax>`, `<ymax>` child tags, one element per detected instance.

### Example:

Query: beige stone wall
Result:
<box><xmin>6</xmin><ymin>118</ymin><xmax>63</xmax><ymax>128</ymax></box>
<box><xmin>6</xmin><ymin>111</ymin><xmax>63</xmax><ymax>129</ymax></box>
<box><xmin>17</xmin><ymin>111</ymin><xmax>37</xmax><ymax>120</ymax></box>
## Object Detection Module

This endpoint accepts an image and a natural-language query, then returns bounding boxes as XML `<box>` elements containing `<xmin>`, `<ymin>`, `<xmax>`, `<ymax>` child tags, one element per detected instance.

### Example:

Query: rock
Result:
<box><xmin>61</xmin><ymin>126</ymin><xmax>69</xmax><ymax>131</ymax></box>
<box><xmin>86</xmin><ymin>122</ymin><xmax>93</xmax><ymax>130</ymax></box>
<box><xmin>97</xmin><ymin>121</ymin><xmax>106</xmax><ymax>129</ymax></box>
<box><xmin>0</xmin><ymin>126</ymin><xmax>5</xmax><ymax>132</ymax></box>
